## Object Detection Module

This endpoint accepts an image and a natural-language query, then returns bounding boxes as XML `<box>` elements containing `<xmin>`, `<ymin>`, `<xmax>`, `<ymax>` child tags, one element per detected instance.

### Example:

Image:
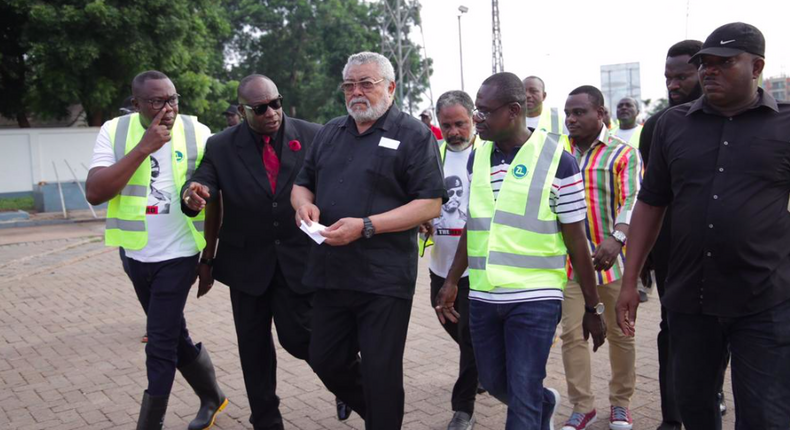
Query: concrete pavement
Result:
<box><xmin>0</xmin><ymin>222</ymin><xmax>735</xmax><ymax>429</ymax></box>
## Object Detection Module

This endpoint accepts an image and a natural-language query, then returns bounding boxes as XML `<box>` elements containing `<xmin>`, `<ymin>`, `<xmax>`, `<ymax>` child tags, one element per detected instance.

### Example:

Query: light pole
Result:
<box><xmin>458</xmin><ymin>5</ymin><xmax>468</xmax><ymax>91</ymax></box>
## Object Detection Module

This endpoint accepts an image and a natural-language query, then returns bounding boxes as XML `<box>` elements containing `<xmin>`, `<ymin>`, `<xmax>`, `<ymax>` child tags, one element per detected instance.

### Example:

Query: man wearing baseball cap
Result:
<box><xmin>420</xmin><ymin>108</ymin><xmax>444</xmax><ymax>141</ymax></box>
<box><xmin>616</xmin><ymin>22</ymin><xmax>790</xmax><ymax>429</ymax></box>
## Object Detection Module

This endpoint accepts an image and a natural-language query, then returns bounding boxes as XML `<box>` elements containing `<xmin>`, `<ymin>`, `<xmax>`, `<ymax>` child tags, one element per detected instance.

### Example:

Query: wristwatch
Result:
<box><xmin>362</xmin><ymin>217</ymin><xmax>375</xmax><ymax>239</ymax></box>
<box><xmin>199</xmin><ymin>258</ymin><xmax>214</xmax><ymax>267</ymax></box>
<box><xmin>611</xmin><ymin>230</ymin><xmax>627</xmax><ymax>246</ymax></box>
<box><xmin>585</xmin><ymin>302</ymin><xmax>605</xmax><ymax>315</ymax></box>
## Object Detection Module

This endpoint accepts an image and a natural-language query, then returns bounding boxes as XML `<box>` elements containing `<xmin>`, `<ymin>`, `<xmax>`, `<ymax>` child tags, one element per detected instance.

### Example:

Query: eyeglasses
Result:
<box><xmin>448</xmin><ymin>188</ymin><xmax>464</xmax><ymax>198</ymax></box>
<box><xmin>339</xmin><ymin>78</ymin><xmax>385</xmax><ymax>94</ymax></box>
<box><xmin>146</xmin><ymin>94</ymin><xmax>180</xmax><ymax>110</ymax></box>
<box><xmin>243</xmin><ymin>95</ymin><xmax>284</xmax><ymax>115</ymax></box>
<box><xmin>473</xmin><ymin>102</ymin><xmax>513</xmax><ymax>121</ymax></box>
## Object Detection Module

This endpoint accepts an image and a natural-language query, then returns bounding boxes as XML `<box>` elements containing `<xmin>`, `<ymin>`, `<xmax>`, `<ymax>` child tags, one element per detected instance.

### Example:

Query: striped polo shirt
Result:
<box><xmin>566</xmin><ymin>125</ymin><xmax>643</xmax><ymax>285</ymax></box>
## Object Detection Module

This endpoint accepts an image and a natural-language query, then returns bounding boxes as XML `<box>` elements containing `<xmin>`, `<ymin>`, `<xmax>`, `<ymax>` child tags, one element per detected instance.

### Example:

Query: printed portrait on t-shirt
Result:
<box><xmin>435</xmin><ymin>175</ymin><xmax>466</xmax><ymax>231</ymax></box>
<box><xmin>147</xmin><ymin>156</ymin><xmax>171</xmax><ymax>215</ymax></box>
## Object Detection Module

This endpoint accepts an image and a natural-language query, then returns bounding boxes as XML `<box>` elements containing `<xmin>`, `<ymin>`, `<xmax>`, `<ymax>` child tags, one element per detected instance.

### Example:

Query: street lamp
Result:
<box><xmin>458</xmin><ymin>5</ymin><xmax>468</xmax><ymax>91</ymax></box>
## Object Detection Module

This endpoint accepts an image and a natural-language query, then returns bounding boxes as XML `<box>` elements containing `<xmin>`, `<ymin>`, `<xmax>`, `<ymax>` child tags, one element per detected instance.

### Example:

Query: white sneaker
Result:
<box><xmin>547</xmin><ymin>388</ymin><xmax>561</xmax><ymax>430</ymax></box>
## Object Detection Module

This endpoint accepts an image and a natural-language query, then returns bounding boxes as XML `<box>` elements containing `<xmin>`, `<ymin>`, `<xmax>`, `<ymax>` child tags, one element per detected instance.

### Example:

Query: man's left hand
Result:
<box><xmin>321</xmin><ymin>217</ymin><xmax>364</xmax><ymax>246</ymax></box>
<box><xmin>592</xmin><ymin>237</ymin><xmax>622</xmax><ymax>271</ymax></box>
<box><xmin>196</xmin><ymin>262</ymin><xmax>214</xmax><ymax>298</ymax></box>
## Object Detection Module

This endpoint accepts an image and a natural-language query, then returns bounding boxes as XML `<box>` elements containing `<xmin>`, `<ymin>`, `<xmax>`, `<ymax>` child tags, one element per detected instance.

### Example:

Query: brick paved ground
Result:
<box><xmin>0</xmin><ymin>222</ymin><xmax>735</xmax><ymax>429</ymax></box>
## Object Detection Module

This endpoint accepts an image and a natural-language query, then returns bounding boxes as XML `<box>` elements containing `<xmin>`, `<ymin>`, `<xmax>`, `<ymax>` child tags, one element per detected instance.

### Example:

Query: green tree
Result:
<box><xmin>5</xmin><ymin>0</ymin><xmax>234</xmax><ymax>131</ymax></box>
<box><xmin>0</xmin><ymin>0</ymin><xmax>33</xmax><ymax>127</ymax></box>
<box><xmin>644</xmin><ymin>97</ymin><xmax>669</xmax><ymax>118</ymax></box>
<box><xmin>227</xmin><ymin>0</ymin><xmax>430</xmax><ymax>124</ymax></box>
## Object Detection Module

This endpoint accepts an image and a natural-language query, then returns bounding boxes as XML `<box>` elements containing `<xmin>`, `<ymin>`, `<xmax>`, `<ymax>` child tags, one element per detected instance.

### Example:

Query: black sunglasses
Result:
<box><xmin>243</xmin><ymin>95</ymin><xmax>283</xmax><ymax>115</ymax></box>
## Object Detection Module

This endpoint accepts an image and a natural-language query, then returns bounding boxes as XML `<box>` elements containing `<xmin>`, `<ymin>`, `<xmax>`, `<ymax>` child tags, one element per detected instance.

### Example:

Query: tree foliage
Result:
<box><xmin>1</xmin><ymin>0</ymin><xmax>433</xmax><ymax>129</ymax></box>
<box><xmin>226</xmin><ymin>0</ymin><xmax>382</xmax><ymax>123</ymax></box>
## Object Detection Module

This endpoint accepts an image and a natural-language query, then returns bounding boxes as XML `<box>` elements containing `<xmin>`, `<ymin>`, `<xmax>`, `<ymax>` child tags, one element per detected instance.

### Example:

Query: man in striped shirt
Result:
<box><xmin>435</xmin><ymin>72</ymin><xmax>606</xmax><ymax>429</ymax></box>
<box><xmin>559</xmin><ymin>86</ymin><xmax>643</xmax><ymax>430</ymax></box>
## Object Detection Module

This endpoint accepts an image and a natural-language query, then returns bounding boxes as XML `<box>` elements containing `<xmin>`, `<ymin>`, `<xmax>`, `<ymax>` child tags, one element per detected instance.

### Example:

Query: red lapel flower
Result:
<box><xmin>288</xmin><ymin>140</ymin><xmax>301</xmax><ymax>152</ymax></box>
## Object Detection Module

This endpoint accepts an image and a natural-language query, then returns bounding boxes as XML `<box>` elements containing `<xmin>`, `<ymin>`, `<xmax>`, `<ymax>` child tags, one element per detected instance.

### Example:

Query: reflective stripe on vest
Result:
<box><xmin>104</xmin><ymin>113</ymin><xmax>206</xmax><ymax>250</ymax></box>
<box><xmin>466</xmin><ymin>130</ymin><xmax>568</xmax><ymax>291</ymax></box>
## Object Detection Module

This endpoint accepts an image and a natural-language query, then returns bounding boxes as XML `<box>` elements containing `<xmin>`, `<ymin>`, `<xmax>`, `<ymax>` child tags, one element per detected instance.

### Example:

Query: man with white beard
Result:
<box><xmin>291</xmin><ymin>51</ymin><xmax>446</xmax><ymax>430</ymax></box>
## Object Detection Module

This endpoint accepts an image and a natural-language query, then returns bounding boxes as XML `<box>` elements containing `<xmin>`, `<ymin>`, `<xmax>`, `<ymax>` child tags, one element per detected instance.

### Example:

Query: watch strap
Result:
<box><xmin>199</xmin><ymin>258</ymin><xmax>214</xmax><ymax>267</ymax></box>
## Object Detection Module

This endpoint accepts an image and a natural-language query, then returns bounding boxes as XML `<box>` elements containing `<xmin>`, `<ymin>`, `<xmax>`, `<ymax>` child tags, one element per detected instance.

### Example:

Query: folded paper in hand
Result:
<box><xmin>300</xmin><ymin>220</ymin><xmax>327</xmax><ymax>244</ymax></box>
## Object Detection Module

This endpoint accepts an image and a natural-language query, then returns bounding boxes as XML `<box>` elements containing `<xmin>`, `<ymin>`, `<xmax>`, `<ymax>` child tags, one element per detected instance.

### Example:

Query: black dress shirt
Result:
<box><xmin>295</xmin><ymin>105</ymin><xmax>447</xmax><ymax>299</ymax></box>
<box><xmin>640</xmin><ymin>89</ymin><xmax>790</xmax><ymax>317</ymax></box>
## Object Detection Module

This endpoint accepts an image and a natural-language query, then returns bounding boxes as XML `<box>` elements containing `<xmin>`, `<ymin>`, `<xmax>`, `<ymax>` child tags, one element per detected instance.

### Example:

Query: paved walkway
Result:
<box><xmin>0</xmin><ymin>222</ymin><xmax>735</xmax><ymax>429</ymax></box>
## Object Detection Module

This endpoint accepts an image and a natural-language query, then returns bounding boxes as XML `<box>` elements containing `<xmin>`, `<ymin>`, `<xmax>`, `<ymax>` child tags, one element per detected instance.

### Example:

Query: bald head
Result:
<box><xmin>237</xmin><ymin>74</ymin><xmax>283</xmax><ymax>136</ymax></box>
<box><xmin>238</xmin><ymin>74</ymin><xmax>278</xmax><ymax>103</ymax></box>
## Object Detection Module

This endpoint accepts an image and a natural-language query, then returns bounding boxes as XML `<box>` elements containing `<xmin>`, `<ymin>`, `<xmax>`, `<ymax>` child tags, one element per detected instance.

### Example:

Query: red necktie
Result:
<box><xmin>262</xmin><ymin>136</ymin><xmax>279</xmax><ymax>192</ymax></box>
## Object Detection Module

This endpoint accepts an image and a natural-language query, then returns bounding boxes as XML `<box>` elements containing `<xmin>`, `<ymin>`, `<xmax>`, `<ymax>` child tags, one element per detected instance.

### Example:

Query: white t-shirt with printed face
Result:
<box><xmin>90</xmin><ymin>119</ymin><xmax>210</xmax><ymax>263</ymax></box>
<box><xmin>429</xmin><ymin>145</ymin><xmax>473</xmax><ymax>278</ymax></box>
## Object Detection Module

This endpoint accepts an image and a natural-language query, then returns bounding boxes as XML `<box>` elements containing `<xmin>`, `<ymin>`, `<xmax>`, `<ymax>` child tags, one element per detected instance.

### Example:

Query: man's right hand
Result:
<box><xmin>582</xmin><ymin>312</ymin><xmax>607</xmax><ymax>352</ymax></box>
<box><xmin>434</xmin><ymin>281</ymin><xmax>460</xmax><ymax>325</ymax></box>
<box><xmin>616</xmin><ymin>282</ymin><xmax>640</xmax><ymax>337</ymax></box>
<box><xmin>295</xmin><ymin>203</ymin><xmax>320</xmax><ymax>226</ymax></box>
<box><xmin>183</xmin><ymin>182</ymin><xmax>210</xmax><ymax>211</ymax></box>
<box><xmin>419</xmin><ymin>221</ymin><xmax>434</xmax><ymax>238</ymax></box>
<box><xmin>137</xmin><ymin>109</ymin><xmax>171</xmax><ymax>155</ymax></box>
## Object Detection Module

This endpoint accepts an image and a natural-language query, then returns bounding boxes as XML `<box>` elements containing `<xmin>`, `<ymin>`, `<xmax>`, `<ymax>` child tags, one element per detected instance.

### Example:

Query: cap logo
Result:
<box><xmin>720</xmin><ymin>39</ymin><xmax>736</xmax><ymax>45</ymax></box>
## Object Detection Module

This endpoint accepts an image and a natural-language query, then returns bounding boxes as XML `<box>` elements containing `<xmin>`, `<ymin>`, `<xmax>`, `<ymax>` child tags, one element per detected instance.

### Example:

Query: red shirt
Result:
<box><xmin>430</xmin><ymin>124</ymin><xmax>443</xmax><ymax>141</ymax></box>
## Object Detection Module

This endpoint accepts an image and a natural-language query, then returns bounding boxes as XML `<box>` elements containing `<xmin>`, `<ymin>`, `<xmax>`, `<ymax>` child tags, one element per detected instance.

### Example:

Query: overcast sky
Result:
<box><xmin>416</xmin><ymin>0</ymin><xmax>789</xmax><ymax>114</ymax></box>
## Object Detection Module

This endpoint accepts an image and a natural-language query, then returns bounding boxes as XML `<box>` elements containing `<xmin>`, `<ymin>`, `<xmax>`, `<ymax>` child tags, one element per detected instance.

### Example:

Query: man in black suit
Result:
<box><xmin>180</xmin><ymin>74</ymin><xmax>343</xmax><ymax>430</ymax></box>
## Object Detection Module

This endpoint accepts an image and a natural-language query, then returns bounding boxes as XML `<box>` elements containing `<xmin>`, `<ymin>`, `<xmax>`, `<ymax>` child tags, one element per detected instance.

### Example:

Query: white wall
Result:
<box><xmin>0</xmin><ymin>128</ymin><xmax>100</xmax><ymax>194</ymax></box>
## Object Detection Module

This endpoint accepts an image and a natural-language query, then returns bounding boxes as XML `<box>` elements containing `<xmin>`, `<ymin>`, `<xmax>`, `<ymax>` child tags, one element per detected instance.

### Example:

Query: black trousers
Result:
<box><xmin>655</xmin><ymin>241</ymin><xmax>729</xmax><ymax>426</ymax></box>
<box><xmin>309</xmin><ymin>289</ymin><xmax>412</xmax><ymax>430</ymax></box>
<box><xmin>429</xmin><ymin>271</ymin><xmax>478</xmax><ymax>415</ymax></box>
<box><xmin>229</xmin><ymin>264</ymin><xmax>313</xmax><ymax>430</ymax></box>
<box><xmin>121</xmin><ymin>249</ymin><xmax>201</xmax><ymax>397</ymax></box>
<box><xmin>668</xmin><ymin>298</ymin><xmax>790</xmax><ymax>430</ymax></box>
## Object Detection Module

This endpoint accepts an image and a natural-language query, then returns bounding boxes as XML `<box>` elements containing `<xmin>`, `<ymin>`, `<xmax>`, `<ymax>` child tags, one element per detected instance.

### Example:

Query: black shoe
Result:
<box><xmin>447</xmin><ymin>411</ymin><xmax>475</xmax><ymax>430</ymax></box>
<box><xmin>336</xmin><ymin>397</ymin><xmax>352</xmax><ymax>421</ymax></box>
<box><xmin>656</xmin><ymin>422</ymin><xmax>681</xmax><ymax>430</ymax></box>
<box><xmin>136</xmin><ymin>391</ymin><xmax>168</xmax><ymax>430</ymax></box>
<box><xmin>718</xmin><ymin>391</ymin><xmax>727</xmax><ymax>416</ymax></box>
<box><xmin>180</xmin><ymin>344</ymin><xmax>229</xmax><ymax>430</ymax></box>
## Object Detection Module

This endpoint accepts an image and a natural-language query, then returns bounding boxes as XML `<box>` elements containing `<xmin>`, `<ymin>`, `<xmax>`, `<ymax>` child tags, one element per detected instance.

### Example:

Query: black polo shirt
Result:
<box><xmin>640</xmin><ymin>89</ymin><xmax>790</xmax><ymax>317</ymax></box>
<box><xmin>295</xmin><ymin>105</ymin><xmax>447</xmax><ymax>299</ymax></box>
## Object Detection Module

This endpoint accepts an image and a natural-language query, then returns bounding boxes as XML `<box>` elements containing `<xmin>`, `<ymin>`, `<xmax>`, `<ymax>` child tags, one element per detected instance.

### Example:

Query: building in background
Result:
<box><xmin>601</xmin><ymin>62</ymin><xmax>642</xmax><ymax>111</ymax></box>
<box><xmin>764</xmin><ymin>76</ymin><xmax>789</xmax><ymax>101</ymax></box>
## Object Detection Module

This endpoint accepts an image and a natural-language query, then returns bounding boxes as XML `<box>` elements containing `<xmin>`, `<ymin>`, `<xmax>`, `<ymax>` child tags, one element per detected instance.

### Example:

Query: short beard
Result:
<box><xmin>446</xmin><ymin>136</ymin><xmax>471</xmax><ymax>152</ymax></box>
<box><xmin>347</xmin><ymin>96</ymin><xmax>391</xmax><ymax>123</ymax></box>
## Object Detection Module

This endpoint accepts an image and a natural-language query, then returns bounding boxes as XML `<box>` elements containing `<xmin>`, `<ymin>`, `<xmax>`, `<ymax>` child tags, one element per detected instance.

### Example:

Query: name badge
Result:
<box><xmin>379</xmin><ymin>137</ymin><xmax>400</xmax><ymax>150</ymax></box>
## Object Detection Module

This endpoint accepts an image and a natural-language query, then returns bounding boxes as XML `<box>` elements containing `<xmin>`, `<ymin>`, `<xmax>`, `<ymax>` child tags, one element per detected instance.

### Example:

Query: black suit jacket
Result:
<box><xmin>182</xmin><ymin>115</ymin><xmax>321</xmax><ymax>296</ymax></box>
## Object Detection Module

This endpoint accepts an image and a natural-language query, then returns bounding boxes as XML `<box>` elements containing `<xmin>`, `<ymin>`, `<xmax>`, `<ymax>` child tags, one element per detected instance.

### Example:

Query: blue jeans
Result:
<box><xmin>470</xmin><ymin>298</ymin><xmax>561</xmax><ymax>430</ymax></box>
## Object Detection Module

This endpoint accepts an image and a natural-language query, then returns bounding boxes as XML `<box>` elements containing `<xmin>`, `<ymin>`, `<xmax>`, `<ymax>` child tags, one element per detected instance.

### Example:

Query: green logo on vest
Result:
<box><xmin>175</xmin><ymin>150</ymin><xmax>184</xmax><ymax>162</ymax></box>
<box><xmin>512</xmin><ymin>164</ymin><xmax>528</xmax><ymax>179</ymax></box>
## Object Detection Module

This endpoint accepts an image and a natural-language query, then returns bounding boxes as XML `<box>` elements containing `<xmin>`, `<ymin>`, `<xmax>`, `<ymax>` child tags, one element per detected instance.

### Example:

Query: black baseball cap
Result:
<box><xmin>223</xmin><ymin>104</ymin><xmax>239</xmax><ymax>115</ymax></box>
<box><xmin>689</xmin><ymin>22</ymin><xmax>765</xmax><ymax>63</ymax></box>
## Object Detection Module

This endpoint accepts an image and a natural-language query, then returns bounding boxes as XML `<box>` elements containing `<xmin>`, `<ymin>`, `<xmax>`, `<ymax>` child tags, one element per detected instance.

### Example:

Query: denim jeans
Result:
<box><xmin>469</xmin><ymin>298</ymin><xmax>561</xmax><ymax>430</ymax></box>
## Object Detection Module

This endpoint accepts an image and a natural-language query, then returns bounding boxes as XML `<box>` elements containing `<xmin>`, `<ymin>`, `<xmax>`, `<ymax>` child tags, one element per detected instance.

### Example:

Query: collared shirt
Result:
<box><xmin>465</xmin><ymin>133</ymin><xmax>588</xmax><ymax>303</ymax></box>
<box><xmin>247</xmin><ymin>120</ymin><xmax>284</xmax><ymax>159</ymax></box>
<box><xmin>295</xmin><ymin>105</ymin><xmax>446</xmax><ymax>299</ymax></box>
<box><xmin>566</xmin><ymin>125</ymin><xmax>643</xmax><ymax>285</ymax></box>
<box><xmin>640</xmin><ymin>89</ymin><xmax>790</xmax><ymax>317</ymax></box>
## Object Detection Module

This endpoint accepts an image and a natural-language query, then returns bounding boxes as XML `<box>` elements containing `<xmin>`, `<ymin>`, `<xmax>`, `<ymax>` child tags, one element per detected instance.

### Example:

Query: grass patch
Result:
<box><xmin>0</xmin><ymin>196</ymin><xmax>35</xmax><ymax>212</ymax></box>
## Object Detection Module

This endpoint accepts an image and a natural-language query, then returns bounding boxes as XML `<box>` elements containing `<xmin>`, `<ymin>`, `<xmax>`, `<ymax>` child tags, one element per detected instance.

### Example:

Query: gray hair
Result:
<box><xmin>343</xmin><ymin>52</ymin><xmax>396</xmax><ymax>83</ymax></box>
<box><xmin>435</xmin><ymin>90</ymin><xmax>474</xmax><ymax>118</ymax></box>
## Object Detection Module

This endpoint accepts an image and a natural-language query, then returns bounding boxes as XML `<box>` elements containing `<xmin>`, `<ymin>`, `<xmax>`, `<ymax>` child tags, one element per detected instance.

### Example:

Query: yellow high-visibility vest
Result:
<box><xmin>466</xmin><ymin>130</ymin><xmax>568</xmax><ymax>292</ymax></box>
<box><xmin>535</xmin><ymin>107</ymin><xmax>564</xmax><ymax>134</ymax></box>
<box><xmin>104</xmin><ymin>113</ymin><xmax>207</xmax><ymax>251</ymax></box>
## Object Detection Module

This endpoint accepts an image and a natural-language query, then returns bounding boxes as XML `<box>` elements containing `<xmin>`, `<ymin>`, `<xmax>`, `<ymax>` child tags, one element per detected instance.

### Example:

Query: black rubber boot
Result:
<box><xmin>180</xmin><ymin>343</ymin><xmax>228</xmax><ymax>430</ymax></box>
<box><xmin>136</xmin><ymin>391</ymin><xmax>168</xmax><ymax>430</ymax></box>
